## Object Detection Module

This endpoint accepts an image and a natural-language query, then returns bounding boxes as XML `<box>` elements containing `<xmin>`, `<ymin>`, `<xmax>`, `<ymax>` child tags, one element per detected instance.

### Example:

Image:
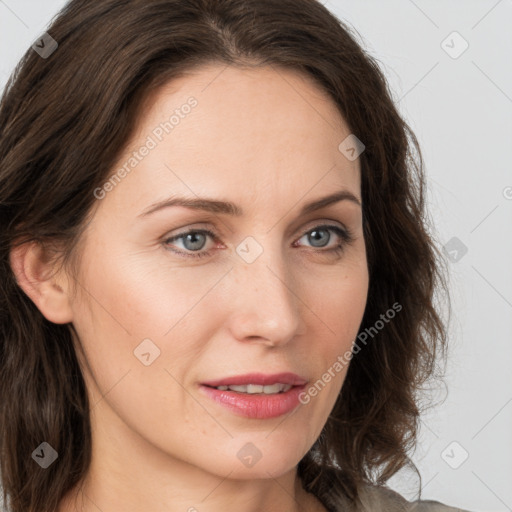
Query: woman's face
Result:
<box><xmin>67</xmin><ymin>63</ymin><xmax>368</xmax><ymax>481</ymax></box>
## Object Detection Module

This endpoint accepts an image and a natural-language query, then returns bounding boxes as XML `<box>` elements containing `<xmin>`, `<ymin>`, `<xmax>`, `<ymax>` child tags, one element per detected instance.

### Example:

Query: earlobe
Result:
<box><xmin>9</xmin><ymin>241</ymin><xmax>74</xmax><ymax>324</ymax></box>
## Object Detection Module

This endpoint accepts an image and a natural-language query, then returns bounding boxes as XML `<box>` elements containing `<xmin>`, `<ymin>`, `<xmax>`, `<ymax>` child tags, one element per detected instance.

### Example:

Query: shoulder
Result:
<box><xmin>353</xmin><ymin>484</ymin><xmax>473</xmax><ymax>512</ymax></box>
<box><xmin>407</xmin><ymin>498</ymin><xmax>473</xmax><ymax>512</ymax></box>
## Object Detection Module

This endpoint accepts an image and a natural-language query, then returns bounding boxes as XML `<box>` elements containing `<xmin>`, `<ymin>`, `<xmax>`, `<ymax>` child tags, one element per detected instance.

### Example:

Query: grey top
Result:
<box><xmin>321</xmin><ymin>483</ymin><xmax>472</xmax><ymax>512</ymax></box>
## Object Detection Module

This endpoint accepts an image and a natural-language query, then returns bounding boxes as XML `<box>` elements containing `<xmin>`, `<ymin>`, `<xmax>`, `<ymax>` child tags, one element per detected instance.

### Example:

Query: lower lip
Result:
<box><xmin>199</xmin><ymin>384</ymin><xmax>306</xmax><ymax>419</ymax></box>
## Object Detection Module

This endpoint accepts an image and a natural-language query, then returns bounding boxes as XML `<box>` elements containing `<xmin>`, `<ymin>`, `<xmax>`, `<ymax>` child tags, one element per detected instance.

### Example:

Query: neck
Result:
<box><xmin>58</xmin><ymin>470</ymin><xmax>327</xmax><ymax>512</ymax></box>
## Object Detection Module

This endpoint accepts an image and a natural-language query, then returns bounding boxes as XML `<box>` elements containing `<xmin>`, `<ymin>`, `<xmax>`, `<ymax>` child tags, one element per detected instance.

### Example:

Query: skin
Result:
<box><xmin>11</xmin><ymin>63</ymin><xmax>369</xmax><ymax>512</ymax></box>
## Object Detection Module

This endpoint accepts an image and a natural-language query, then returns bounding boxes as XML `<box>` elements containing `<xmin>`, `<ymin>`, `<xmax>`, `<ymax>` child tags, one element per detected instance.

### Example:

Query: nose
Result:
<box><xmin>226</xmin><ymin>252</ymin><xmax>304</xmax><ymax>347</ymax></box>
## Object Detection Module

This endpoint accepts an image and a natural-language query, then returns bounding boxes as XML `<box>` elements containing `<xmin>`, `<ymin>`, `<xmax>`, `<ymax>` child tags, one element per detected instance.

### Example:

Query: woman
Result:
<box><xmin>0</xmin><ymin>1</ymin><xmax>471</xmax><ymax>511</ymax></box>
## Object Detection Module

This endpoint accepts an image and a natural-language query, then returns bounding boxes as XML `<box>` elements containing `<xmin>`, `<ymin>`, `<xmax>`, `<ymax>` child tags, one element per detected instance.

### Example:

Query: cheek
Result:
<box><xmin>67</xmin><ymin>255</ymin><xmax>211</xmax><ymax>444</ymax></box>
<box><xmin>306</xmin><ymin>256</ymin><xmax>369</xmax><ymax>344</ymax></box>
<box><xmin>68</xmin><ymin>247</ymin><xmax>229</xmax><ymax>403</ymax></box>
<box><xmin>77</xmin><ymin>242</ymin><xmax>215</xmax><ymax>338</ymax></box>
<box><xmin>306</xmin><ymin>258</ymin><xmax>368</xmax><ymax>399</ymax></box>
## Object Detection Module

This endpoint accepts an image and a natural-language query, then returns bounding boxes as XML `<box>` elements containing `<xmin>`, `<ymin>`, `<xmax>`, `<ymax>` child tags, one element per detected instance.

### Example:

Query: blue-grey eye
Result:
<box><xmin>180</xmin><ymin>231</ymin><xmax>208</xmax><ymax>251</ymax></box>
<box><xmin>307</xmin><ymin>227</ymin><xmax>331</xmax><ymax>248</ymax></box>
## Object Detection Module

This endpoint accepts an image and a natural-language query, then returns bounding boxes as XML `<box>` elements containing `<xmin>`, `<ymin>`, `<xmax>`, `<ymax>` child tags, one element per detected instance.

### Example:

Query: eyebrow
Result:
<box><xmin>138</xmin><ymin>189</ymin><xmax>361</xmax><ymax>219</ymax></box>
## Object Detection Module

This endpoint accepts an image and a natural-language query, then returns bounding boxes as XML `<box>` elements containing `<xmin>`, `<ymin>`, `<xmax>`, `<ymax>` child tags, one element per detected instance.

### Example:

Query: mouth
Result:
<box><xmin>199</xmin><ymin>372</ymin><xmax>308</xmax><ymax>419</ymax></box>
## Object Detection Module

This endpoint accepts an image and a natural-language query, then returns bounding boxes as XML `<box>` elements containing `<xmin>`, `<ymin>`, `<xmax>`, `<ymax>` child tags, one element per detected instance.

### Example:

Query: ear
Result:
<box><xmin>9</xmin><ymin>241</ymin><xmax>74</xmax><ymax>324</ymax></box>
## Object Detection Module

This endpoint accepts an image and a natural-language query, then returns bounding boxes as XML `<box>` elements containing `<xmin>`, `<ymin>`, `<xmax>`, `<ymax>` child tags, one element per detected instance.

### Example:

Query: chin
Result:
<box><xmin>196</xmin><ymin>437</ymin><xmax>306</xmax><ymax>480</ymax></box>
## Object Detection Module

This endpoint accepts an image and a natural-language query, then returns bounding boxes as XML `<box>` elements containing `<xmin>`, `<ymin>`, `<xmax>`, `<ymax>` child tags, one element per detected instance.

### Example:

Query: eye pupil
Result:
<box><xmin>308</xmin><ymin>228</ymin><xmax>330</xmax><ymax>247</ymax></box>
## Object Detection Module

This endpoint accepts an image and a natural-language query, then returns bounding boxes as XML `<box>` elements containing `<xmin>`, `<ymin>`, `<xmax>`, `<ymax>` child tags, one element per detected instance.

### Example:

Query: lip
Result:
<box><xmin>199</xmin><ymin>383</ymin><xmax>307</xmax><ymax>419</ymax></box>
<box><xmin>201</xmin><ymin>372</ymin><xmax>308</xmax><ymax>387</ymax></box>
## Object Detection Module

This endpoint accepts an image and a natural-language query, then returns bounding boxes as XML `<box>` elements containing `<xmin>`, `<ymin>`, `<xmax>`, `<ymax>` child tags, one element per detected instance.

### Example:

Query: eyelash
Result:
<box><xmin>163</xmin><ymin>224</ymin><xmax>355</xmax><ymax>260</ymax></box>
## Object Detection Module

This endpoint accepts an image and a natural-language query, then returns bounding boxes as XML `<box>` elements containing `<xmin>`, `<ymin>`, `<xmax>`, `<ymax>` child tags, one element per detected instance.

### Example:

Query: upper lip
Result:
<box><xmin>201</xmin><ymin>372</ymin><xmax>308</xmax><ymax>387</ymax></box>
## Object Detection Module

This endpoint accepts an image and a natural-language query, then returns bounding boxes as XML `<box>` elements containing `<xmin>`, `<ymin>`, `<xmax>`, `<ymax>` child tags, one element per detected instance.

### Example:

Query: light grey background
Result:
<box><xmin>1</xmin><ymin>1</ymin><xmax>511</xmax><ymax>511</ymax></box>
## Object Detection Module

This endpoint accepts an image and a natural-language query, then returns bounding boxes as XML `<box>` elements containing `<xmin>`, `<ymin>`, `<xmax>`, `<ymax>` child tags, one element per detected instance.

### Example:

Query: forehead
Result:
<box><xmin>101</xmin><ymin>63</ymin><xmax>361</xmax><ymax>218</ymax></box>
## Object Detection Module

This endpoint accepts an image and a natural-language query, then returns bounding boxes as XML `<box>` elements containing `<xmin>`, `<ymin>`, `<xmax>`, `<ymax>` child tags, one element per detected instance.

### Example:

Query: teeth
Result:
<box><xmin>214</xmin><ymin>383</ymin><xmax>292</xmax><ymax>394</ymax></box>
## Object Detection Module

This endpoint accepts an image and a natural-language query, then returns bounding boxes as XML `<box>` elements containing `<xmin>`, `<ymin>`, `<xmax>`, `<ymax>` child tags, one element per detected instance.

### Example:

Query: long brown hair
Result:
<box><xmin>0</xmin><ymin>1</ymin><xmax>450</xmax><ymax>511</ymax></box>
